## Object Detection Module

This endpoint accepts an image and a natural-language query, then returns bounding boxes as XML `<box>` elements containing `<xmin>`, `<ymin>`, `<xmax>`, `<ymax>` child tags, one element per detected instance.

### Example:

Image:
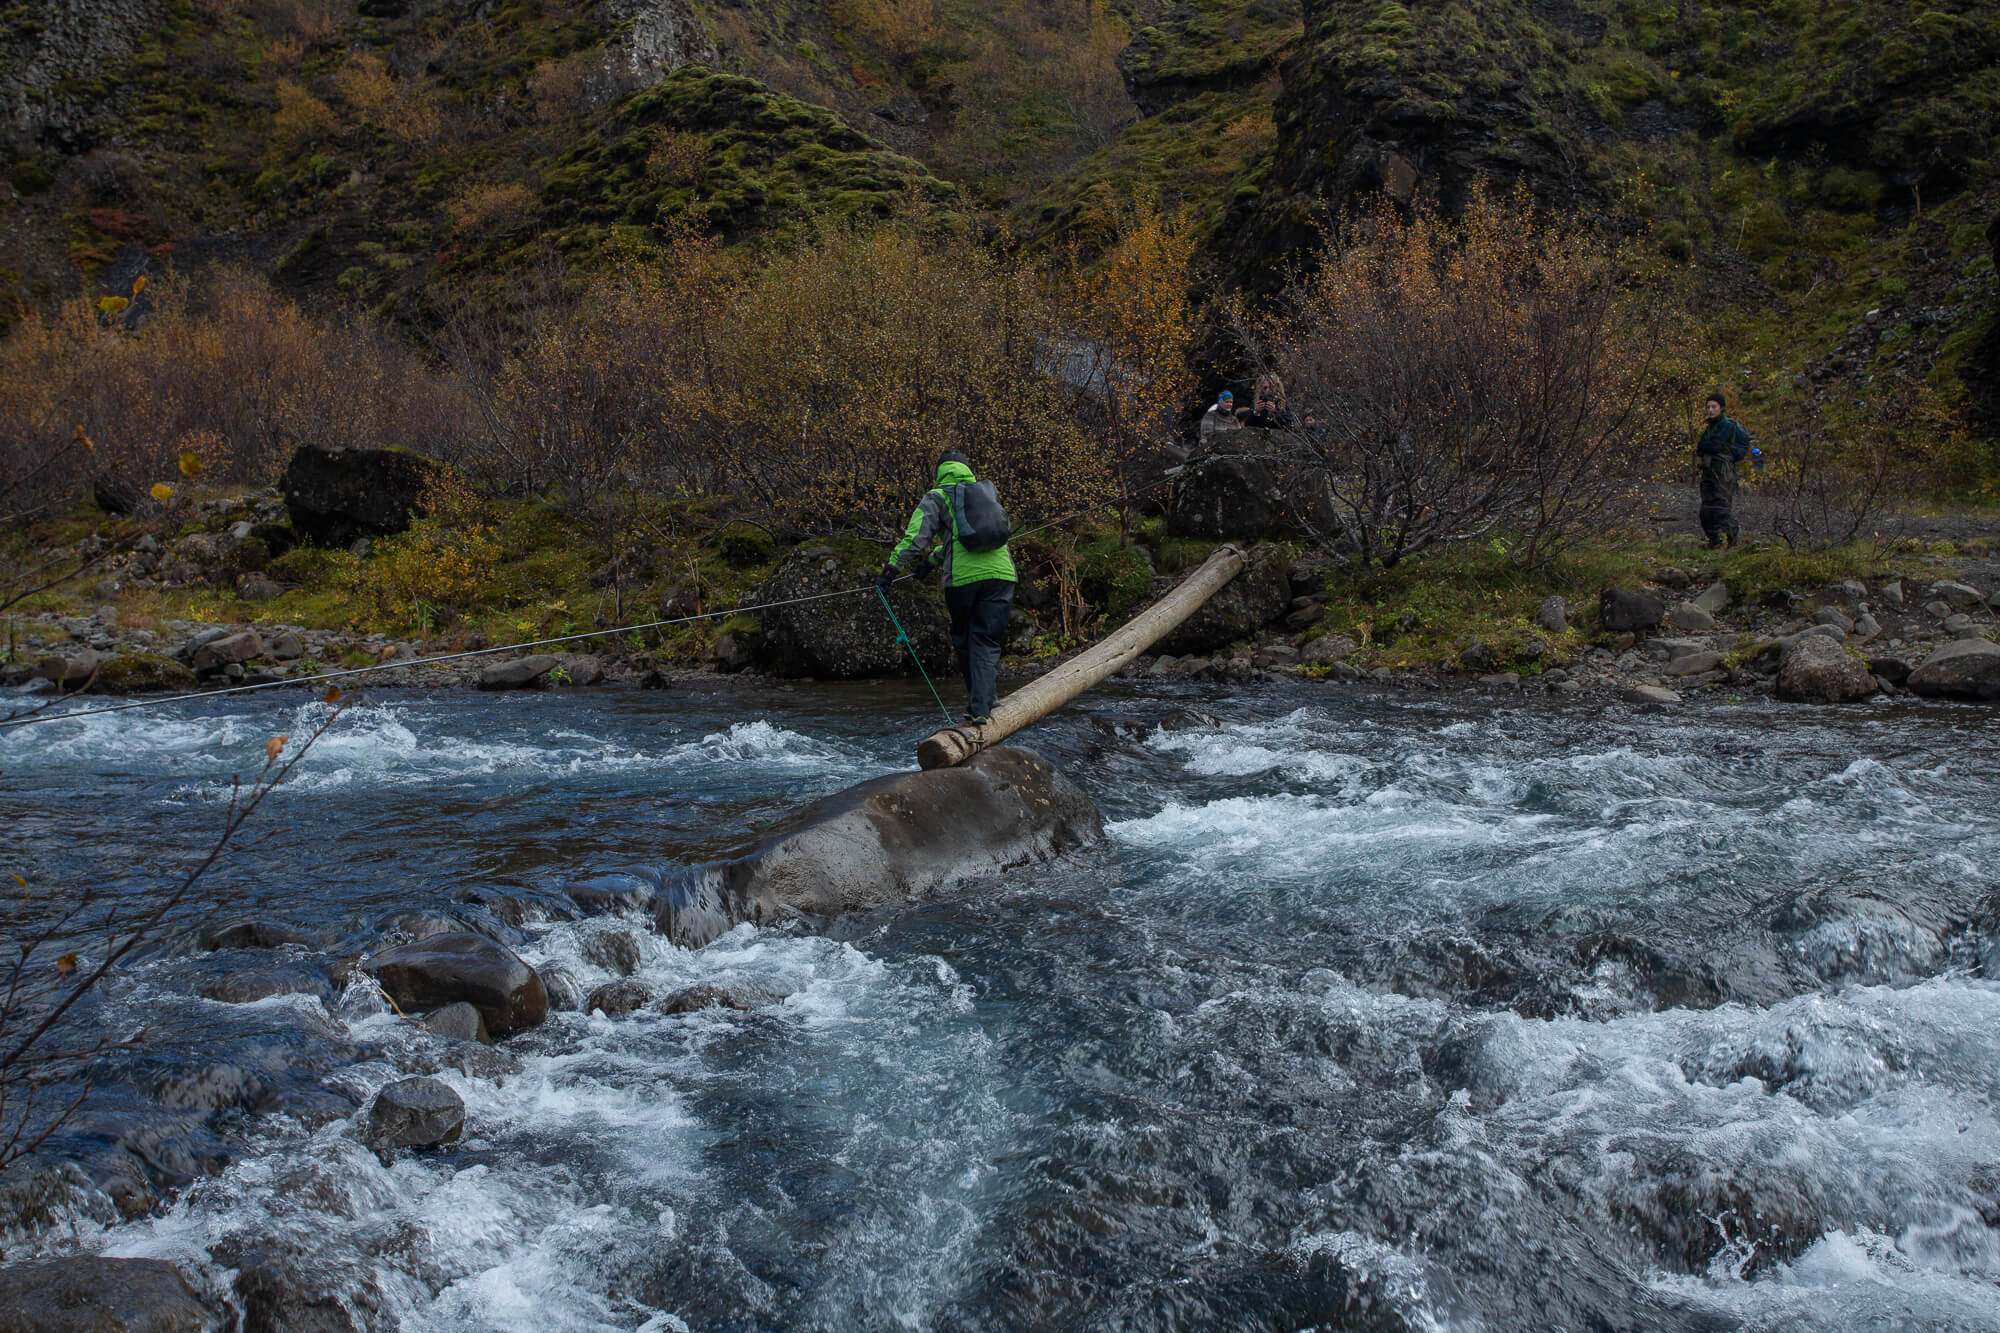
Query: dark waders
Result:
<box><xmin>1699</xmin><ymin>454</ymin><xmax>1739</xmax><ymax>548</ymax></box>
<box><xmin>945</xmin><ymin>579</ymin><xmax>1013</xmax><ymax>719</ymax></box>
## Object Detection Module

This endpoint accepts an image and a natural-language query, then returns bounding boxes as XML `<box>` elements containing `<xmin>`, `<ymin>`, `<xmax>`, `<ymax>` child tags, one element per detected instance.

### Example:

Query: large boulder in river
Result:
<box><xmin>1154</xmin><ymin>542</ymin><xmax>1291</xmax><ymax>656</ymax></box>
<box><xmin>362</xmin><ymin>932</ymin><xmax>547</xmax><ymax>1035</ymax></box>
<box><xmin>1776</xmin><ymin>633</ymin><xmax>1876</xmax><ymax>703</ymax></box>
<box><xmin>1907</xmin><ymin>637</ymin><xmax>2000</xmax><ymax>700</ymax></box>
<box><xmin>281</xmin><ymin>443</ymin><xmax>442</xmax><ymax>546</ymax></box>
<box><xmin>0</xmin><ymin>1255</ymin><xmax>208</xmax><ymax>1331</ymax></box>
<box><xmin>586</xmin><ymin>746</ymin><xmax>1102</xmax><ymax>947</ymax></box>
<box><xmin>753</xmin><ymin>545</ymin><xmax>952</xmax><ymax>679</ymax></box>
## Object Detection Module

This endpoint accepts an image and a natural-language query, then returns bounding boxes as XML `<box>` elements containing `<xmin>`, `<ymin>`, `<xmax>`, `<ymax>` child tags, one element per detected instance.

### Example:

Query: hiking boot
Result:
<box><xmin>962</xmin><ymin>713</ymin><xmax>992</xmax><ymax>727</ymax></box>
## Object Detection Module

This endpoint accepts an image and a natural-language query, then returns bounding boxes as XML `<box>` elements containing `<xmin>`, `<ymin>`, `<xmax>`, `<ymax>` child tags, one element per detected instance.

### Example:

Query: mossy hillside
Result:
<box><xmin>1119</xmin><ymin>0</ymin><xmax>1302</xmax><ymax>111</ymax></box>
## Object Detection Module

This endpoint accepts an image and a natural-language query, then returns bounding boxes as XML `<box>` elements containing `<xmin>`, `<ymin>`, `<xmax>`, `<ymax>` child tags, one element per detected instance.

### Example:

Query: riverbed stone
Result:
<box><xmin>1663</xmin><ymin>651</ymin><xmax>1724</xmax><ymax>677</ymax></box>
<box><xmin>191</xmin><ymin>630</ymin><xmax>264</xmax><ymax>675</ymax></box>
<box><xmin>200</xmin><ymin>966</ymin><xmax>335</xmax><ymax>1006</ymax></box>
<box><xmin>366</xmin><ymin>1076</ymin><xmax>464</xmax><ymax>1151</ymax></box>
<box><xmin>1811</xmin><ymin>607</ymin><xmax>1854</xmax><ymax>634</ymax></box>
<box><xmin>200</xmin><ymin>918</ymin><xmax>311</xmax><ymax>950</ymax></box>
<box><xmin>1533</xmin><ymin>596</ymin><xmax>1567</xmax><ymax>633</ymax></box>
<box><xmin>1599</xmin><ymin>587</ymin><xmax>1664</xmax><ymax>633</ymax></box>
<box><xmin>1907</xmin><ymin>638</ymin><xmax>2000</xmax><ymax>700</ymax></box>
<box><xmin>0</xmin><ymin>1256</ymin><xmax>208</xmax><ymax>1332</ymax></box>
<box><xmin>580</xmin><ymin>929</ymin><xmax>642</xmax><ymax>976</ymax></box>
<box><xmin>1930</xmin><ymin>579</ymin><xmax>1985</xmax><ymax>610</ymax></box>
<box><xmin>1867</xmin><ymin>657</ymin><xmax>1913</xmax><ymax>685</ymax></box>
<box><xmin>1776</xmin><ymin>633</ymin><xmax>1876</xmax><ymax>703</ymax></box>
<box><xmin>1691</xmin><ymin>582</ymin><xmax>1731</xmax><ymax>615</ymax></box>
<box><xmin>476</xmin><ymin>654</ymin><xmax>558</xmax><ymax>690</ymax></box>
<box><xmin>662</xmin><ymin>980</ymin><xmax>781</xmax><ymax>1013</ymax></box>
<box><xmin>1852</xmin><ymin>614</ymin><xmax>1881</xmax><ymax>641</ymax></box>
<box><xmin>1880</xmin><ymin>580</ymin><xmax>1904</xmax><ymax>607</ymax></box>
<box><xmin>1667</xmin><ymin>602</ymin><xmax>1713</xmax><ymax>631</ymax></box>
<box><xmin>540</xmin><ymin>963</ymin><xmax>585</xmax><ymax>1012</ymax></box>
<box><xmin>586</xmin><ymin>980</ymin><xmax>651</xmax><ymax>1016</ymax></box>
<box><xmin>422</xmin><ymin>1001</ymin><xmax>490</xmax><ymax>1044</ymax></box>
<box><xmin>1299</xmin><ymin>633</ymin><xmax>1357</xmax><ymax>663</ymax></box>
<box><xmin>1623</xmin><ymin>685</ymin><xmax>1680</xmax><ymax>705</ymax></box>
<box><xmin>265</xmin><ymin>630</ymin><xmax>306</xmax><ymax>661</ymax></box>
<box><xmin>362</xmin><ymin>933</ymin><xmax>548</xmax><ymax>1036</ymax></box>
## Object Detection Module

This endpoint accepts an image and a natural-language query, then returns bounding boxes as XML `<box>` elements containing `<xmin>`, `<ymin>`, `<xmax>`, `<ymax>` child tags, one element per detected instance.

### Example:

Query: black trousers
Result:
<box><xmin>944</xmin><ymin>579</ymin><xmax>1013</xmax><ymax>719</ymax></box>
<box><xmin>1698</xmin><ymin>456</ymin><xmax>1739</xmax><ymax>546</ymax></box>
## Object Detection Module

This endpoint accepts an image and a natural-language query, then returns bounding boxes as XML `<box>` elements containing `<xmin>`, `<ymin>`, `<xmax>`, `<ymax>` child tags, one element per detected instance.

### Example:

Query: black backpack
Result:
<box><xmin>944</xmin><ymin>480</ymin><xmax>1012</xmax><ymax>552</ymax></box>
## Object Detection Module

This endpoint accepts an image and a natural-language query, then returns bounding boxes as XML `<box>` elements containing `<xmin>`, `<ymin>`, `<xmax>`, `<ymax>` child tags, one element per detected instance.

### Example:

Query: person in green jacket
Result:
<box><xmin>876</xmin><ymin>451</ymin><xmax>1017</xmax><ymax>724</ymax></box>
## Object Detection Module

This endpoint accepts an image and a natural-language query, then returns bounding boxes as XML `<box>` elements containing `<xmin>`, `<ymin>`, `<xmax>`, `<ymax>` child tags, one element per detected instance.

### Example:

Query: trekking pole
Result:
<box><xmin>875</xmin><ymin>585</ymin><xmax>957</xmax><ymax>727</ymax></box>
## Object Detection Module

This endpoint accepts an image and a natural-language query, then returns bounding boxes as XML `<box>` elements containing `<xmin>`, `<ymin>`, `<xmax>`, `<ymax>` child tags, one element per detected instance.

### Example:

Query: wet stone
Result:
<box><xmin>662</xmin><ymin>981</ymin><xmax>780</xmax><ymax>1014</ymax></box>
<box><xmin>422</xmin><ymin>1001</ymin><xmax>490</xmax><ymax>1044</ymax></box>
<box><xmin>200</xmin><ymin>918</ymin><xmax>311</xmax><ymax>950</ymax></box>
<box><xmin>0</xmin><ymin>1256</ymin><xmax>207</xmax><ymax>1332</ymax></box>
<box><xmin>586</xmin><ymin>980</ymin><xmax>651</xmax><ymax>1016</ymax></box>
<box><xmin>365</xmin><ymin>1076</ymin><xmax>464</xmax><ymax>1152</ymax></box>
<box><xmin>200</xmin><ymin>967</ymin><xmax>335</xmax><ymax>1006</ymax></box>
<box><xmin>580</xmin><ymin>928</ymin><xmax>642</xmax><ymax>976</ymax></box>
<box><xmin>362</xmin><ymin>932</ymin><xmax>547</xmax><ymax>1036</ymax></box>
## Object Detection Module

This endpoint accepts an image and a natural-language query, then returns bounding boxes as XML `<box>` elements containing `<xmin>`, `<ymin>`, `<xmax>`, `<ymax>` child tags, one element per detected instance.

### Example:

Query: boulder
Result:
<box><xmin>1811</xmin><ymin>607</ymin><xmax>1854</xmax><ymax>634</ymax></box>
<box><xmin>1906</xmin><ymin>638</ymin><xmax>2000</xmax><ymax>700</ymax></box>
<box><xmin>1599</xmin><ymin>587</ymin><xmax>1664</xmax><ymax>633</ymax></box>
<box><xmin>1623</xmin><ymin>685</ymin><xmax>1681</xmax><ymax>705</ymax></box>
<box><xmin>212</xmin><ymin>1241</ymin><xmax>367</xmax><ymax>1333</ymax></box>
<box><xmin>1930</xmin><ymin>580</ymin><xmax>1986</xmax><ymax>610</ymax></box>
<box><xmin>422</xmin><ymin>1001</ymin><xmax>490</xmax><ymax>1044</ymax></box>
<box><xmin>659</xmin><ymin>584</ymin><xmax>700</xmax><ymax>619</ymax></box>
<box><xmin>1459</xmin><ymin>638</ymin><xmax>1493</xmax><ymax>673</ymax></box>
<box><xmin>1880</xmin><ymin>580</ymin><xmax>1904</xmax><ymax>608</ymax></box>
<box><xmin>476</xmin><ymin>654</ymin><xmax>557</xmax><ymax>690</ymax></box>
<box><xmin>265</xmin><ymin>631</ymin><xmax>306</xmax><ymax>661</ymax></box>
<box><xmin>1691</xmin><ymin>582</ymin><xmax>1730</xmax><ymax>615</ymax></box>
<box><xmin>1776</xmin><ymin>633</ymin><xmax>1876</xmax><ymax>703</ymax></box>
<box><xmin>1298</xmin><ymin>632</ymin><xmax>1357</xmax><ymax>663</ymax></box>
<box><xmin>365</xmin><ymin>1076</ymin><xmax>464</xmax><ymax>1151</ymax></box>
<box><xmin>585</xmin><ymin>981</ymin><xmax>651</xmax><ymax>1016</ymax></box>
<box><xmin>1852</xmin><ymin>614</ymin><xmax>1881</xmax><ymax>641</ymax></box>
<box><xmin>754</xmin><ymin>547</ymin><xmax>951</xmax><ymax>680</ymax></box>
<box><xmin>1533</xmin><ymin>596</ymin><xmax>1567</xmax><ymax>633</ymax></box>
<box><xmin>0</xmin><ymin>1256</ymin><xmax>207</xmax><ymax>1332</ymax></box>
<box><xmin>281</xmin><ymin>443</ymin><xmax>442</xmax><ymax>546</ymax></box>
<box><xmin>540</xmin><ymin>965</ymin><xmax>585</xmax><ymax>1013</ymax></box>
<box><xmin>362</xmin><ymin>933</ymin><xmax>548</xmax><ymax>1036</ymax></box>
<box><xmin>1867</xmin><ymin>657</ymin><xmax>1913</xmax><ymax>686</ymax></box>
<box><xmin>552</xmin><ymin>653</ymin><xmax>603</xmax><ymax>687</ymax></box>
<box><xmin>34</xmin><ymin>649</ymin><xmax>100</xmax><ymax>689</ymax></box>
<box><xmin>1164</xmin><ymin>448</ymin><xmax>1317</xmax><ymax>541</ymax></box>
<box><xmin>711</xmin><ymin>632</ymin><xmax>757</xmax><ymax>673</ymax></box>
<box><xmin>618</xmin><ymin>746</ymin><xmax>1102</xmax><ymax>947</ymax></box>
<box><xmin>1154</xmin><ymin>543</ymin><xmax>1292</xmax><ymax>657</ymax></box>
<box><xmin>1668</xmin><ymin>602</ymin><xmax>1713</xmax><ymax>631</ymax></box>
<box><xmin>236</xmin><ymin>571</ymin><xmax>283</xmax><ymax>601</ymax></box>
<box><xmin>663</xmin><ymin>980</ymin><xmax>780</xmax><ymax>1014</ymax></box>
<box><xmin>88</xmin><ymin>652</ymin><xmax>197</xmax><ymax>694</ymax></box>
<box><xmin>191</xmin><ymin>630</ymin><xmax>264</xmax><ymax>675</ymax></box>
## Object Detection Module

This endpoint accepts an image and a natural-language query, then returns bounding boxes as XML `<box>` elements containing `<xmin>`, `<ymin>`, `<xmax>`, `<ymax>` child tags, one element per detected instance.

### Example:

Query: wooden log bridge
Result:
<box><xmin>917</xmin><ymin>544</ymin><xmax>1245</xmax><ymax>770</ymax></box>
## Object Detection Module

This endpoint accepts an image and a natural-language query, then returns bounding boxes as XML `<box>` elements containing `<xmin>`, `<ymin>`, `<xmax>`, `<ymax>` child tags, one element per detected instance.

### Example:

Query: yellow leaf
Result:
<box><xmin>149</xmin><ymin>482</ymin><xmax>174</xmax><ymax>501</ymax></box>
<box><xmin>56</xmin><ymin>952</ymin><xmax>77</xmax><ymax>974</ymax></box>
<box><xmin>132</xmin><ymin>274</ymin><xmax>148</xmax><ymax>294</ymax></box>
<box><xmin>10</xmin><ymin>873</ymin><xmax>25</xmax><ymax>891</ymax></box>
<box><xmin>265</xmin><ymin>735</ymin><xmax>287</xmax><ymax>763</ymax></box>
<box><xmin>177</xmin><ymin>451</ymin><xmax>202</xmax><ymax>478</ymax></box>
<box><xmin>97</xmin><ymin>296</ymin><xmax>130</xmax><ymax>314</ymax></box>
<box><xmin>323</xmin><ymin>686</ymin><xmax>342</xmax><ymax>704</ymax></box>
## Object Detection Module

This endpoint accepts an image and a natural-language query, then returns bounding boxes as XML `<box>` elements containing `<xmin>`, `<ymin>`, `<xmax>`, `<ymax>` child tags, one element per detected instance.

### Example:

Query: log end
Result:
<box><xmin>917</xmin><ymin>727</ymin><xmax>980</xmax><ymax>770</ymax></box>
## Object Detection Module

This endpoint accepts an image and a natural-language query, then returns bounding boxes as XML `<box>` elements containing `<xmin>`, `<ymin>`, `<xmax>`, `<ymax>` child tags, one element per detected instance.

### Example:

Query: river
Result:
<box><xmin>2</xmin><ymin>680</ymin><xmax>1998</xmax><ymax>1330</ymax></box>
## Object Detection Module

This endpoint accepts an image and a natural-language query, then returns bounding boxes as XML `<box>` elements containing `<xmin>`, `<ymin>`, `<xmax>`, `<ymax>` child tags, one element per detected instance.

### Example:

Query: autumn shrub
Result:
<box><xmin>1242</xmin><ymin>192</ymin><xmax>1698</xmax><ymax>568</ymax></box>
<box><xmin>340</xmin><ymin>471</ymin><xmax>500</xmax><ymax>628</ymax></box>
<box><xmin>705</xmin><ymin>216</ymin><xmax>1112</xmax><ymax>535</ymax></box>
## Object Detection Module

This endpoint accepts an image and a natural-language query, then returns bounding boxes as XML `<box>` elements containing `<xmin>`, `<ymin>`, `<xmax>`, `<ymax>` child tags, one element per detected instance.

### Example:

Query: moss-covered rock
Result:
<box><xmin>88</xmin><ymin>651</ymin><xmax>197</xmax><ymax>694</ymax></box>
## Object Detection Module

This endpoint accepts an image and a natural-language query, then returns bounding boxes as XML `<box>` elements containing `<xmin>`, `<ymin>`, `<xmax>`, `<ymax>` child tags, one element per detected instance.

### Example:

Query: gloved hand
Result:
<box><xmin>874</xmin><ymin>564</ymin><xmax>898</xmax><ymax>591</ymax></box>
<box><xmin>923</xmin><ymin>549</ymin><xmax>945</xmax><ymax>575</ymax></box>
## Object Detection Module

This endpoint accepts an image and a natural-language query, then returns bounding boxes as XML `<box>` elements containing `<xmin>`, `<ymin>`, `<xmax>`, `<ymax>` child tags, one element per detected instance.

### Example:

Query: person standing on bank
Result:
<box><xmin>1695</xmin><ymin>392</ymin><xmax>1754</xmax><ymax>548</ymax></box>
<box><xmin>876</xmin><ymin>451</ymin><xmax>1016</xmax><ymax>726</ymax></box>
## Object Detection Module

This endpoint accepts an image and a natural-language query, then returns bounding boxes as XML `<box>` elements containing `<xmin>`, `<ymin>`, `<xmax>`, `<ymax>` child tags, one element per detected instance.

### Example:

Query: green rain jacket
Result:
<box><xmin>889</xmin><ymin>459</ymin><xmax>1017</xmax><ymax>587</ymax></box>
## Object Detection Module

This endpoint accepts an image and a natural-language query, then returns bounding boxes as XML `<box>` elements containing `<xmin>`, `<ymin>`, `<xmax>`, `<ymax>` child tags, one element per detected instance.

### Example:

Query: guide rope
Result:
<box><xmin>874</xmin><ymin>586</ymin><xmax>958</xmax><ymax>727</ymax></box>
<box><xmin>0</xmin><ymin>464</ymin><xmax>1203</xmax><ymax>733</ymax></box>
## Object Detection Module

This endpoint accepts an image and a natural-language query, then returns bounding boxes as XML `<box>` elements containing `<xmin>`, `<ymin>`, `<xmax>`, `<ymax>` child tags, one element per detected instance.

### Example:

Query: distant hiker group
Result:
<box><xmin>1201</xmin><ymin>375</ymin><xmax>1294</xmax><ymax>439</ymax></box>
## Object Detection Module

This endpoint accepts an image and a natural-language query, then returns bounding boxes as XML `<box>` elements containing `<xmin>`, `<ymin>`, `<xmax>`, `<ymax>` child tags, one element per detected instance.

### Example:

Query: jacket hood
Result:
<box><xmin>935</xmin><ymin>460</ymin><xmax>976</xmax><ymax>487</ymax></box>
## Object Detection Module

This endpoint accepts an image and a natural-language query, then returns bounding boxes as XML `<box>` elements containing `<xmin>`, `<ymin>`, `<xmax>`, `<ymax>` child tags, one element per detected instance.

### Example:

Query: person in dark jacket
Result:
<box><xmin>876</xmin><ymin>451</ymin><xmax>1017</xmax><ymax>725</ymax></box>
<box><xmin>1695</xmin><ymin>392</ymin><xmax>1753</xmax><ymax>548</ymax></box>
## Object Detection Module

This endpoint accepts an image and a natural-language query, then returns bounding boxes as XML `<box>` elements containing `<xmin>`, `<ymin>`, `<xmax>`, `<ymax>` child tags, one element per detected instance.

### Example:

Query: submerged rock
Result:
<box><xmin>618</xmin><ymin>746</ymin><xmax>1102</xmax><ymax>947</ymax></box>
<box><xmin>365</xmin><ymin>1077</ymin><xmax>464</xmax><ymax>1152</ymax></box>
<box><xmin>200</xmin><ymin>966</ymin><xmax>335</xmax><ymax>1006</ymax></box>
<box><xmin>0</xmin><ymin>1256</ymin><xmax>208</xmax><ymax>1332</ymax></box>
<box><xmin>362</xmin><ymin>933</ymin><xmax>547</xmax><ymax>1036</ymax></box>
<box><xmin>662</xmin><ymin>981</ymin><xmax>780</xmax><ymax>1013</ymax></box>
<box><xmin>585</xmin><ymin>980</ymin><xmax>651</xmax><ymax>1016</ymax></box>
